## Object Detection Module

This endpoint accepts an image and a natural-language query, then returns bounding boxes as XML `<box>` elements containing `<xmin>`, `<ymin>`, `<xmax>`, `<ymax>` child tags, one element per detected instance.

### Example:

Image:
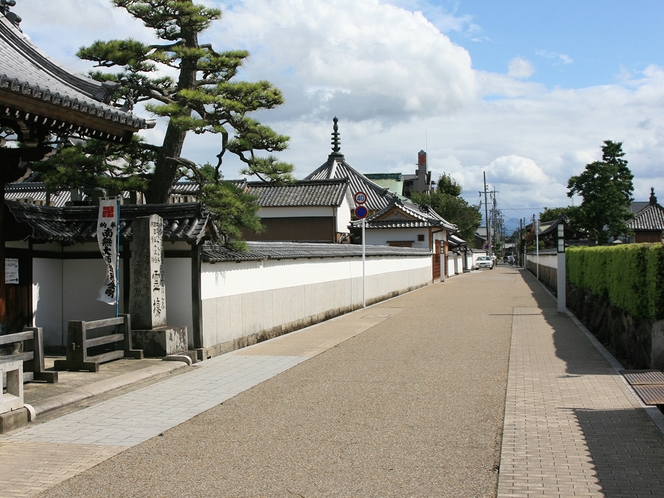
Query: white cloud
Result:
<box><xmin>535</xmin><ymin>50</ymin><xmax>573</xmax><ymax>65</ymax></box>
<box><xmin>508</xmin><ymin>57</ymin><xmax>535</xmax><ymax>79</ymax></box>
<box><xmin>217</xmin><ymin>0</ymin><xmax>478</xmax><ymax>122</ymax></box>
<box><xmin>486</xmin><ymin>156</ymin><xmax>553</xmax><ymax>185</ymax></box>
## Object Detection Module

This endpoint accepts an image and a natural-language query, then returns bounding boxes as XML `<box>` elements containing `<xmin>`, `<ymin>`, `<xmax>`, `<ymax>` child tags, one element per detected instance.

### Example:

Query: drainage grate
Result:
<box><xmin>632</xmin><ymin>385</ymin><xmax>664</xmax><ymax>405</ymax></box>
<box><xmin>620</xmin><ymin>370</ymin><xmax>664</xmax><ymax>385</ymax></box>
<box><xmin>621</xmin><ymin>370</ymin><xmax>664</xmax><ymax>405</ymax></box>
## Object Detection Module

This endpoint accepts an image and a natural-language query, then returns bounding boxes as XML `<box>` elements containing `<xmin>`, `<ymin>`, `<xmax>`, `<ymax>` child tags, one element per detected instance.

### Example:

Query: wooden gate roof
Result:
<box><xmin>5</xmin><ymin>201</ymin><xmax>219</xmax><ymax>244</ymax></box>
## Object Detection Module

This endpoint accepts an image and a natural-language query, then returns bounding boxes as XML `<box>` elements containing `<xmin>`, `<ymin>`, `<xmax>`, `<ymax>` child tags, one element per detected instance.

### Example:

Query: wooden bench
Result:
<box><xmin>54</xmin><ymin>314</ymin><xmax>143</xmax><ymax>372</ymax></box>
<box><xmin>0</xmin><ymin>327</ymin><xmax>57</xmax><ymax>383</ymax></box>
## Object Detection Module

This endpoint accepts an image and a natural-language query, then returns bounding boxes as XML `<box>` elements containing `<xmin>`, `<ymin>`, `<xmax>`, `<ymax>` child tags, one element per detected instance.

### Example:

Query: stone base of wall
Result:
<box><xmin>201</xmin><ymin>283</ymin><xmax>427</xmax><ymax>360</ymax></box>
<box><xmin>526</xmin><ymin>261</ymin><xmax>558</xmax><ymax>295</ymax></box>
<box><xmin>567</xmin><ymin>283</ymin><xmax>664</xmax><ymax>369</ymax></box>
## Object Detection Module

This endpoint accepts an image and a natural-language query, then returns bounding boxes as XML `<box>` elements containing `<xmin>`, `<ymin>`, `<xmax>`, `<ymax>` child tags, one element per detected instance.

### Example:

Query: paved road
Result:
<box><xmin>2</xmin><ymin>266</ymin><xmax>663</xmax><ymax>497</ymax></box>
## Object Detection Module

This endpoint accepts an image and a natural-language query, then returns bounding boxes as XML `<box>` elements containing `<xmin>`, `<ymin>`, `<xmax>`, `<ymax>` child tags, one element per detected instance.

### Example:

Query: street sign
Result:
<box><xmin>355</xmin><ymin>205</ymin><xmax>368</xmax><ymax>219</ymax></box>
<box><xmin>354</xmin><ymin>191</ymin><xmax>367</xmax><ymax>205</ymax></box>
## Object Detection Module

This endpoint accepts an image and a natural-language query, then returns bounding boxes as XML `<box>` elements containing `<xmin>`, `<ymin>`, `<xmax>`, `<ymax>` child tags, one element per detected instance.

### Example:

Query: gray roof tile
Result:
<box><xmin>627</xmin><ymin>203</ymin><xmax>664</xmax><ymax>231</ymax></box>
<box><xmin>305</xmin><ymin>156</ymin><xmax>396</xmax><ymax>211</ymax></box>
<box><xmin>0</xmin><ymin>15</ymin><xmax>152</xmax><ymax>140</ymax></box>
<box><xmin>246</xmin><ymin>179</ymin><xmax>349</xmax><ymax>207</ymax></box>
<box><xmin>350</xmin><ymin>198</ymin><xmax>457</xmax><ymax>231</ymax></box>
<box><xmin>202</xmin><ymin>241</ymin><xmax>431</xmax><ymax>263</ymax></box>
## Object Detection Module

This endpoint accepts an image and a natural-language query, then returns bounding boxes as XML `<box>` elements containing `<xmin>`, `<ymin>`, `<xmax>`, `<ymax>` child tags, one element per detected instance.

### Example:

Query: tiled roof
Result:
<box><xmin>5</xmin><ymin>182</ymin><xmax>71</xmax><ymax>207</ymax></box>
<box><xmin>5</xmin><ymin>201</ymin><xmax>218</xmax><ymax>244</ymax></box>
<box><xmin>305</xmin><ymin>156</ymin><xmax>396</xmax><ymax>211</ymax></box>
<box><xmin>628</xmin><ymin>203</ymin><xmax>664</xmax><ymax>231</ymax></box>
<box><xmin>171</xmin><ymin>180</ymin><xmax>248</xmax><ymax>194</ymax></box>
<box><xmin>246</xmin><ymin>179</ymin><xmax>349</xmax><ymax>208</ymax></box>
<box><xmin>448</xmin><ymin>234</ymin><xmax>467</xmax><ymax>246</ymax></box>
<box><xmin>0</xmin><ymin>15</ymin><xmax>154</xmax><ymax>142</ymax></box>
<box><xmin>350</xmin><ymin>199</ymin><xmax>457</xmax><ymax>231</ymax></box>
<box><xmin>202</xmin><ymin>241</ymin><xmax>431</xmax><ymax>263</ymax></box>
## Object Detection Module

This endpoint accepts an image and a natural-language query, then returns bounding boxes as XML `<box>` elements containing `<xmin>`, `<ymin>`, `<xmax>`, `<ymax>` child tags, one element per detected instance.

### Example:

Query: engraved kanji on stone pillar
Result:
<box><xmin>129</xmin><ymin>214</ymin><xmax>167</xmax><ymax>329</ymax></box>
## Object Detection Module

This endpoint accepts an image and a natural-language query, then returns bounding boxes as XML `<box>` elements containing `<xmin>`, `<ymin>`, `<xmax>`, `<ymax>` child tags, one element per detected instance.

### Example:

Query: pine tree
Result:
<box><xmin>76</xmin><ymin>0</ymin><xmax>294</xmax><ymax>205</ymax></box>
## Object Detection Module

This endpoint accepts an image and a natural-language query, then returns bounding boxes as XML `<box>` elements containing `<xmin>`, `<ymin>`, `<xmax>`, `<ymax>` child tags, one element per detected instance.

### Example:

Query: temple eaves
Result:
<box><xmin>0</xmin><ymin>8</ymin><xmax>155</xmax><ymax>144</ymax></box>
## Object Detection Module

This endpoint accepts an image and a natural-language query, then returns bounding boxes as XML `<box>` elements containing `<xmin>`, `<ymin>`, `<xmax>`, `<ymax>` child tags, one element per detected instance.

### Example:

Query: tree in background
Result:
<box><xmin>411</xmin><ymin>173</ymin><xmax>482</xmax><ymax>242</ymax></box>
<box><xmin>540</xmin><ymin>205</ymin><xmax>583</xmax><ymax>233</ymax></box>
<box><xmin>567</xmin><ymin>140</ymin><xmax>634</xmax><ymax>245</ymax></box>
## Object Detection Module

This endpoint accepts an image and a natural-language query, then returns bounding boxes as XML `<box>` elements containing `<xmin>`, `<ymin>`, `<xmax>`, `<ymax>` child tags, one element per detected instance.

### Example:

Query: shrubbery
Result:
<box><xmin>567</xmin><ymin>244</ymin><xmax>664</xmax><ymax>319</ymax></box>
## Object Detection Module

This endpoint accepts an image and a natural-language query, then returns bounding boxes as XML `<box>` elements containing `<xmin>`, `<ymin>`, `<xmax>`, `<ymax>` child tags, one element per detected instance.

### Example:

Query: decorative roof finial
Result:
<box><xmin>1</xmin><ymin>0</ymin><xmax>22</xmax><ymax>29</ymax></box>
<box><xmin>650</xmin><ymin>187</ymin><xmax>657</xmax><ymax>206</ymax></box>
<box><xmin>330</xmin><ymin>116</ymin><xmax>343</xmax><ymax>157</ymax></box>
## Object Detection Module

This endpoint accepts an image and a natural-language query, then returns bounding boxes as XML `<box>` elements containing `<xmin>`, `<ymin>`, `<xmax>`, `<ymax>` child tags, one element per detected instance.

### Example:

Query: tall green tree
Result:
<box><xmin>540</xmin><ymin>205</ymin><xmax>583</xmax><ymax>233</ymax></box>
<box><xmin>76</xmin><ymin>0</ymin><xmax>294</xmax><ymax>204</ymax></box>
<box><xmin>567</xmin><ymin>140</ymin><xmax>634</xmax><ymax>244</ymax></box>
<box><xmin>411</xmin><ymin>174</ymin><xmax>482</xmax><ymax>242</ymax></box>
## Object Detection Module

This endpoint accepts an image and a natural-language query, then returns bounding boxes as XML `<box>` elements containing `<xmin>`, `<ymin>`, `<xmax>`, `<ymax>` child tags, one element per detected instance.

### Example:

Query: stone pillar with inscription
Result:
<box><xmin>130</xmin><ymin>215</ymin><xmax>188</xmax><ymax>357</ymax></box>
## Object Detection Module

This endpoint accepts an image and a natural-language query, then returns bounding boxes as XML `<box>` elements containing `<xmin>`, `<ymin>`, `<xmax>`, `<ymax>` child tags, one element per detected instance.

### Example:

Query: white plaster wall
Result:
<box><xmin>163</xmin><ymin>258</ymin><xmax>194</xmax><ymax>345</ymax></box>
<box><xmin>365</xmin><ymin>228</ymin><xmax>429</xmax><ymax>249</ymax></box>
<box><xmin>257</xmin><ymin>206</ymin><xmax>333</xmax><ymax>218</ymax></box>
<box><xmin>336</xmin><ymin>195</ymin><xmax>353</xmax><ymax>233</ymax></box>
<box><xmin>451</xmin><ymin>254</ymin><xmax>462</xmax><ymax>275</ymax></box>
<box><xmin>201</xmin><ymin>256</ymin><xmax>428</xmax><ymax>299</ymax></box>
<box><xmin>62</xmin><ymin>259</ymin><xmax>117</xmax><ymax>335</ymax></box>
<box><xmin>533</xmin><ymin>253</ymin><xmax>558</xmax><ymax>269</ymax></box>
<box><xmin>447</xmin><ymin>258</ymin><xmax>456</xmax><ymax>278</ymax></box>
<box><xmin>33</xmin><ymin>258</ymin><xmax>64</xmax><ymax>348</ymax></box>
<box><xmin>201</xmin><ymin>255</ymin><xmax>431</xmax><ymax>348</ymax></box>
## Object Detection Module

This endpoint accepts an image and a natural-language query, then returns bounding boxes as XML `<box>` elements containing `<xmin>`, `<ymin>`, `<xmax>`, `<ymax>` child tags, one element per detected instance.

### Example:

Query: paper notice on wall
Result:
<box><xmin>5</xmin><ymin>258</ymin><xmax>18</xmax><ymax>284</ymax></box>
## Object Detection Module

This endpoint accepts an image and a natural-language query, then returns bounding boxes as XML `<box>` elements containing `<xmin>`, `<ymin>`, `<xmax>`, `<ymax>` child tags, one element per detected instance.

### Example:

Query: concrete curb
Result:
<box><xmin>31</xmin><ymin>361</ymin><xmax>188</xmax><ymax>416</ymax></box>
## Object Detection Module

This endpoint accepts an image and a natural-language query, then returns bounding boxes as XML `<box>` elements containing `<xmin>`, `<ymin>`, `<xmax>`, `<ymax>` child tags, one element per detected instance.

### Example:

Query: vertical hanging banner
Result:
<box><xmin>97</xmin><ymin>198</ymin><xmax>118</xmax><ymax>305</ymax></box>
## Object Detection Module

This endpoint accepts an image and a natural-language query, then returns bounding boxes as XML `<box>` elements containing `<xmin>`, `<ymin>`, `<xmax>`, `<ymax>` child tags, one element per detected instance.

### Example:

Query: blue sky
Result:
<box><xmin>452</xmin><ymin>1</ymin><xmax>664</xmax><ymax>89</ymax></box>
<box><xmin>14</xmin><ymin>0</ymin><xmax>664</xmax><ymax>232</ymax></box>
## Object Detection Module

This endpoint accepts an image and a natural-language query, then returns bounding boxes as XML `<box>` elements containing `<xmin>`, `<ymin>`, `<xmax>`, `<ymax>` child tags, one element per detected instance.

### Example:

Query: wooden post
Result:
<box><xmin>191</xmin><ymin>243</ymin><xmax>203</xmax><ymax>350</ymax></box>
<box><xmin>0</xmin><ymin>182</ymin><xmax>6</xmax><ymax>333</ymax></box>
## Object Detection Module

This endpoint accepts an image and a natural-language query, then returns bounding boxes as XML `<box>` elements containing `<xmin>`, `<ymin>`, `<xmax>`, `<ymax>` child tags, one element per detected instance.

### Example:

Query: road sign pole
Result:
<box><xmin>362</xmin><ymin>217</ymin><xmax>366</xmax><ymax>308</ymax></box>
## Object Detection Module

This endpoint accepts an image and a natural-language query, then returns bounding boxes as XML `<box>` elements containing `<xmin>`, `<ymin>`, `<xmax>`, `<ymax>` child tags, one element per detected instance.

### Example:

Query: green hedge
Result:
<box><xmin>567</xmin><ymin>244</ymin><xmax>664</xmax><ymax>320</ymax></box>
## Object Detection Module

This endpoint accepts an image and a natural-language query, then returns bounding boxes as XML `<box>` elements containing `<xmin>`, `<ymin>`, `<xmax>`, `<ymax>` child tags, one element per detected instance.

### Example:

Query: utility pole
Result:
<box><xmin>518</xmin><ymin>218</ymin><xmax>522</xmax><ymax>267</ymax></box>
<box><xmin>479</xmin><ymin>172</ymin><xmax>497</xmax><ymax>257</ymax></box>
<box><xmin>533</xmin><ymin>214</ymin><xmax>539</xmax><ymax>280</ymax></box>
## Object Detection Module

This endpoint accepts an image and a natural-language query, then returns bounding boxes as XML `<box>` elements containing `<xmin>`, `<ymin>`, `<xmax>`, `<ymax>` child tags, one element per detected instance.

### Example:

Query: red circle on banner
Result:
<box><xmin>355</xmin><ymin>205</ymin><xmax>368</xmax><ymax>219</ymax></box>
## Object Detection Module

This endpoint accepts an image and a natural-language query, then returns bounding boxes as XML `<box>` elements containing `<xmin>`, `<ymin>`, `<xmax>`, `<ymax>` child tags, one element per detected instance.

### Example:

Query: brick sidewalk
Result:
<box><xmin>497</xmin><ymin>284</ymin><xmax>664</xmax><ymax>497</ymax></box>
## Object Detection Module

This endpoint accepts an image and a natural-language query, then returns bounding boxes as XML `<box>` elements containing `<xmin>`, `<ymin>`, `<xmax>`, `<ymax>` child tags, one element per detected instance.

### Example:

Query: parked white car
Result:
<box><xmin>474</xmin><ymin>256</ymin><xmax>494</xmax><ymax>270</ymax></box>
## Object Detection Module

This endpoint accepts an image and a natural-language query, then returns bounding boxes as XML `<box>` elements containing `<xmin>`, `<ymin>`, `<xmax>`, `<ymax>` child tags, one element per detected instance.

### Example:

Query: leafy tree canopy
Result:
<box><xmin>539</xmin><ymin>205</ymin><xmax>583</xmax><ymax>232</ymax></box>
<box><xmin>74</xmin><ymin>0</ymin><xmax>295</xmax><ymax>205</ymax></box>
<box><xmin>411</xmin><ymin>174</ymin><xmax>482</xmax><ymax>242</ymax></box>
<box><xmin>435</xmin><ymin>172</ymin><xmax>462</xmax><ymax>197</ymax></box>
<box><xmin>567</xmin><ymin>140</ymin><xmax>634</xmax><ymax>244</ymax></box>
